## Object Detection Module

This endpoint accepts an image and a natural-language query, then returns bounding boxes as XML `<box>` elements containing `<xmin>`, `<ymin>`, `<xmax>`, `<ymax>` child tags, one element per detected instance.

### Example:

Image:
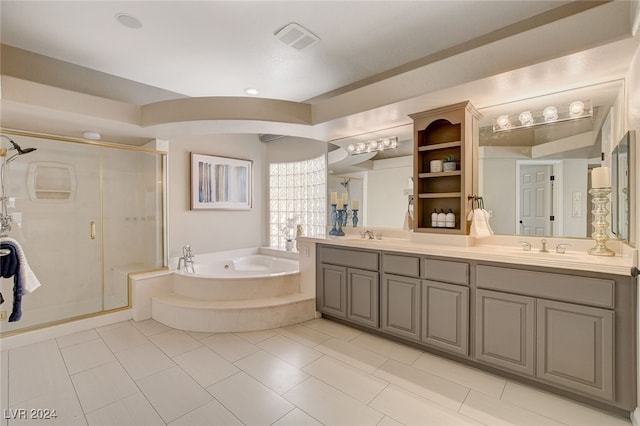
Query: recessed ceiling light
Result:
<box><xmin>115</xmin><ymin>13</ymin><xmax>143</xmax><ymax>29</ymax></box>
<box><xmin>245</xmin><ymin>88</ymin><xmax>259</xmax><ymax>96</ymax></box>
<box><xmin>83</xmin><ymin>131</ymin><xmax>101</xmax><ymax>140</ymax></box>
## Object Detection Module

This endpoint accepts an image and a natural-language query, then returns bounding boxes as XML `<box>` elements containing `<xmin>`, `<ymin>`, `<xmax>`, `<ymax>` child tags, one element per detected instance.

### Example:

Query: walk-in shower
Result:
<box><xmin>0</xmin><ymin>130</ymin><xmax>167</xmax><ymax>336</ymax></box>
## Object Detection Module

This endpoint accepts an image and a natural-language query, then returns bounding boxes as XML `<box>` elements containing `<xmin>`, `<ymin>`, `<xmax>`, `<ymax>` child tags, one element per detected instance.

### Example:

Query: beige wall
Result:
<box><xmin>167</xmin><ymin>134</ymin><xmax>266</xmax><ymax>258</ymax></box>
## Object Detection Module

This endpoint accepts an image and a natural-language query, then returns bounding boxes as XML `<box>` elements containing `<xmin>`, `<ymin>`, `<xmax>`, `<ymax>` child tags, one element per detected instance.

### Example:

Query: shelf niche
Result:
<box><xmin>410</xmin><ymin>101</ymin><xmax>481</xmax><ymax>234</ymax></box>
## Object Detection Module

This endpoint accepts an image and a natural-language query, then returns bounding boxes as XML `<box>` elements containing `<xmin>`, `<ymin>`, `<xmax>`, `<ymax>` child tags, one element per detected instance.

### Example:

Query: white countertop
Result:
<box><xmin>300</xmin><ymin>233</ymin><xmax>638</xmax><ymax>277</ymax></box>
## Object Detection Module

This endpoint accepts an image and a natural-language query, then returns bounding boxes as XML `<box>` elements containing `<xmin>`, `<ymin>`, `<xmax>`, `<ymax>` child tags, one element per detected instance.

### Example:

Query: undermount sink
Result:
<box><xmin>501</xmin><ymin>248</ymin><xmax>585</xmax><ymax>261</ymax></box>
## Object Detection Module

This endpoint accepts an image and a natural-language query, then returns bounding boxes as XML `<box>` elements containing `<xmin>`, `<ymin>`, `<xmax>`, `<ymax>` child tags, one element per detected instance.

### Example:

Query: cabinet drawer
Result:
<box><xmin>382</xmin><ymin>253</ymin><xmax>421</xmax><ymax>277</ymax></box>
<box><xmin>476</xmin><ymin>265</ymin><xmax>614</xmax><ymax>308</ymax></box>
<box><xmin>423</xmin><ymin>259</ymin><xmax>469</xmax><ymax>285</ymax></box>
<box><xmin>320</xmin><ymin>245</ymin><xmax>379</xmax><ymax>271</ymax></box>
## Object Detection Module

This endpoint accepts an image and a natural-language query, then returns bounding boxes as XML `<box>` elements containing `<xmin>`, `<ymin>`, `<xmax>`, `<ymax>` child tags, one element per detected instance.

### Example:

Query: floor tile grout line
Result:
<box><xmin>54</xmin><ymin>336</ymin><xmax>91</xmax><ymax>424</ymax></box>
<box><xmin>93</xmin><ymin>325</ymin><xmax>171</xmax><ymax>423</ymax></box>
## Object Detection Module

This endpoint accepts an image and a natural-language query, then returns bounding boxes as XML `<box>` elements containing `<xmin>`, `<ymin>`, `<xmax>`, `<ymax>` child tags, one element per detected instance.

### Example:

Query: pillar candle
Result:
<box><xmin>352</xmin><ymin>199</ymin><xmax>359</xmax><ymax>210</ymax></box>
<box><xmin>342</xmin><ymin>192</ymin><xmax>349</xmax><ymax>204</ymax></box>
<box><xmin>591</xmin><ymin>167</ymin><xmax>610</xmax><ymax>188</ymax></box>
<box><xmin>330</xmin><ymin>192</ymin><xmax>338</xmax><ymax>204</ymax></box>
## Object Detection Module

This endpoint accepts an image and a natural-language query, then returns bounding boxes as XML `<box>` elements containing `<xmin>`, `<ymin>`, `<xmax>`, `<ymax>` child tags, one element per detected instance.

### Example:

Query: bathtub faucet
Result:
<box><xmin>178</xmin><ymin>244</ymin><xmax>195</xmax><ymax>272</ymax></box>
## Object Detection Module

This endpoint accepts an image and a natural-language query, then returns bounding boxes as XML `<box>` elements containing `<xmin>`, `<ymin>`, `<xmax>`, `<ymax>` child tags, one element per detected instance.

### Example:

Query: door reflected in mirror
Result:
<box><xmin>327</xmin><ymin>80</ymin><xmax>634</xmax><ymax>240</ymax></box>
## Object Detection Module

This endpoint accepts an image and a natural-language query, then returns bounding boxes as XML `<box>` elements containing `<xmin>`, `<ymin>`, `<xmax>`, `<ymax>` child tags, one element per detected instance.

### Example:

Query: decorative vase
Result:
<box><xmin>443</xmin><ymin>161</ymin><xmax>456</xmax><ymax>172</ymax></box>
<box><xmin>285</xmin><ymin>239</ymin><xmax>294</xmax><ymax>251</ymax></box>
<box><xmin>430</xmin><ymin>160</ymin><xmax>443</xmax><ymax>173</ymax></box>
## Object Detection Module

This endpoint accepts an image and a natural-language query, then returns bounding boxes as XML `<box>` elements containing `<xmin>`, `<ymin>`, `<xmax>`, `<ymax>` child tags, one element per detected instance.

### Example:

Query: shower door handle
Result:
<box><xmin>90</xmin><ymin>221</ymin><xmax>96</xmax><ymax>239</ymax></box>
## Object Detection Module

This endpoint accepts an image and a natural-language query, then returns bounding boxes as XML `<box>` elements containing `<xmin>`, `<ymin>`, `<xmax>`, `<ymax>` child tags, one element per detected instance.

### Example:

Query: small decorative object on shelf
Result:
<box><xmin>443</xmin><ymin>155</ymin><xmax>457</xmax><ymax>171</ymax></box>
<box><xmin>280</xmin><ymin>216</ymin><xmax>298</xmax><ymax>251</ymax></box>
<box><xmin>430</xmin><ymin>159</ymin><xmax>443</xmax><ymax>173</ymax></box>
<box><xmin>352</xmin><ymin>209</ymin><xmax>359</xmax><ymax>227</ymax></box>
<box><xmin>588</xmin><ymin>167</ymin><xmax>614</xmax><ymax>257</ymax></box>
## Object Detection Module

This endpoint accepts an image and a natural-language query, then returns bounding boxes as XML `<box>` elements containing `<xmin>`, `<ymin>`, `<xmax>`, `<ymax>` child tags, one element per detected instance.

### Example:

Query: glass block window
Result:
<box><xmin>269</xmin><ymin>155</ymin><xmax>326</xmax><ymax>250</ymax></box>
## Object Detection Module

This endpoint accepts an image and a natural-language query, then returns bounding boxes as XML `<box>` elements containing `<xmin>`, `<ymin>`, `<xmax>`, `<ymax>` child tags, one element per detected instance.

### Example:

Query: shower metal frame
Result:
<box><xmin>0</xmin><ymin>127</ymin><xmax>169</xmax><ymax>337</ymax></box>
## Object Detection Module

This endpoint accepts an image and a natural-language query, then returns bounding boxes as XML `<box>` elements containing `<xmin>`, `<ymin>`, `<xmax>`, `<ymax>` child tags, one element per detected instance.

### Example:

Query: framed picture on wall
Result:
<box><xmin>190</xmin><ymin>153</ymin><xmax>252</xmax><ymax>210</ymax></box>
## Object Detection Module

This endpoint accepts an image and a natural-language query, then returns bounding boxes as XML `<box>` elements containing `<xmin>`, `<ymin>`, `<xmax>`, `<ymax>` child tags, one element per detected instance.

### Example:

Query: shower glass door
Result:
<box><xmin>0</xmin><ymin>132</ymin><xmax>166</xmax><ymax>336</ymax></box>
<box><xmin>1</xmin><ymin>135</ymin><xmax>103</xmax><ymax>334</ymax></box>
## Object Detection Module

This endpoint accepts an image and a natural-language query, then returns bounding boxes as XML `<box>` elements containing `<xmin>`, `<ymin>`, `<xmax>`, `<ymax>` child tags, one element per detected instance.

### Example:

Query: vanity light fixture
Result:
<box><xmin>347</xmin><ymin>136</ymin><xmax>398</xmax><ymax>154</ymax></box>
<box><xmin>493</xmin><ymin>100</ymin><xmax>592</xmax><ymax>133</ymax></box>
<box><xmin>244</xmin><ymin>88</ymin><xmax>259</xmax><ymax>96</ymax></box>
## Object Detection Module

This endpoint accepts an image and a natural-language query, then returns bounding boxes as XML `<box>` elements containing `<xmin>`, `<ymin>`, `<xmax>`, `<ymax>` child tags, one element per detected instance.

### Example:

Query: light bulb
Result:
<box><xmin>519</xmin><ymin>111</ymin><xmax>533</xmax><ymax>126</ymax></box>
<box><xmin>347</xmin><ymin>144</ymin><xmax>355</xmax><ymax>153</ymax></box>
<box><xmin>496</xmin><ymin>115</ymin><xmax>511</xmax><ymax>129</ymax></box>
<box><xmin>543</xmin><ymin>106</ymin><xmax>558</xmax><ymax>122</ymax></box>
<box><xmin>381</xmin><ymin>138</ymin><xmax>390</xmax><ymax>147</ymax></box>
<box><xmin>569</xmin><ymin>101</ymin><xmax>584</xmax><ymax>117</ymax></box>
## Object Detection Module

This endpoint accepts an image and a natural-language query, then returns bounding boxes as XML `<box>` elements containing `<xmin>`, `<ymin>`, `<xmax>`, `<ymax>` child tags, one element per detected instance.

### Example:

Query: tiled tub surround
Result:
<box><xmin>304</xmin><ymin>234</ymin><xmax>638</xmax><ymax>416</ymax></box>
<box><xmin>131</xmin><ymin>248</ymin><xmax>315</xmax><ymax>333</ymax></box>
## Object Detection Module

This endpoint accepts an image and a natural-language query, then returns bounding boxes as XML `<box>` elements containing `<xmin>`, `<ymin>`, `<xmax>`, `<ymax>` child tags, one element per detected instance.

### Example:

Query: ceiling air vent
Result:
<box><xmin>274</xmin><ymin>23</ymin><xmax>319</xmax><ymax>51</ymax></box>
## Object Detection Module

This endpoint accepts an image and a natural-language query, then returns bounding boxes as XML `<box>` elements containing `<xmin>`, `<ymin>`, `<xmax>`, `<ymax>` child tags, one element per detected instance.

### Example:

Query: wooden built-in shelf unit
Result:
<box><xmin>409</xmin><ymin>101</ymin><xmax>481</xmax><ymax>234</ymax></box>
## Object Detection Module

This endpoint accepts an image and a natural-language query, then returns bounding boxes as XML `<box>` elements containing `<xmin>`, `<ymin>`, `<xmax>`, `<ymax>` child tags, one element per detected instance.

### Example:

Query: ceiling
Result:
<box><xmin>0</xmin><ymin>1</ymin><xmax>639</xmax><ymax>147</ymax></box>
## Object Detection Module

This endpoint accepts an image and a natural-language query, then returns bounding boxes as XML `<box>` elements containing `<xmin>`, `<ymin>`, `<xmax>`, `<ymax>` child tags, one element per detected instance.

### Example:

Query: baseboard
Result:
<box><xmin>632</xmin><ymin>407</ymin><xmax>640</xmax><ymax>426</ymax></box>
<box><xmin>0</xmin><ymin>309</ymin><xmax>132</xmax><ymax>351</ymax></box>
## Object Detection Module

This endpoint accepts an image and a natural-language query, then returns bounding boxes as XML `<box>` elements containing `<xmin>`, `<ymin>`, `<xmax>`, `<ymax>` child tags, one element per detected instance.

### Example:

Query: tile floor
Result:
<box><xmin>0</xmin><ymin>318</ymin><xmax>632</xmax><ymax>426</ymax></box>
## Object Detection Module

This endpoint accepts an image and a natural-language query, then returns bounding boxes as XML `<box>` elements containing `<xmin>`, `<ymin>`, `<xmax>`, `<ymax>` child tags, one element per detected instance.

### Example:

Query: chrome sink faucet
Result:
<box><xmin>360</xmin><ymin>230</ymin><xmax>375</xmax><ymax>239</ymax></box>
<box><xmin>540</xmin><ymin>239</ymin><xmax>548</xmax><ymax>253</ymax></box>
<box><xmin>178</xmin><ymin>244</ymin><xmax>195</xmax><ymax>272</ymax></box>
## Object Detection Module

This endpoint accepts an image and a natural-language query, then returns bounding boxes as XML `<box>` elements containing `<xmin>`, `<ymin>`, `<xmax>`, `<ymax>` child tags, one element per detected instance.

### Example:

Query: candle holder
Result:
<box><xmin>342</xmin><ymin>204</ymin><xmax>349</xmax><ymax>226</ymax></box>
<box><xmin>588</xmin><ymin>187</ymin><xmax>615</xmax><ymax>257</ymax></box>
<box><xmin>335</xmin><ymin>208</ymin><xmax>345</xmax><ymax>236</ymax></box>
<box><xmin>352</xmin><ymin>209</ymin><xmax>359</xmax><ymax>227</ymax></box>
<box><xmin>329</xmin><ymin>204</ymin><xmax>338</xmax><ymax>235</ymax></box>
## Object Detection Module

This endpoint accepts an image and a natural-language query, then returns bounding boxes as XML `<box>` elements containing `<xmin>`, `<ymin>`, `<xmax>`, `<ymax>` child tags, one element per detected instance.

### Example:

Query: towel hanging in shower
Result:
<box><xmin>0</xmin><ymin>236</ymin><xmax>41</xmax><ymax>293</ymax></box>
<box><xmin>0</xmin><ymin>241</ymin><xmax>23</xmax><ymax>322</ymax></box>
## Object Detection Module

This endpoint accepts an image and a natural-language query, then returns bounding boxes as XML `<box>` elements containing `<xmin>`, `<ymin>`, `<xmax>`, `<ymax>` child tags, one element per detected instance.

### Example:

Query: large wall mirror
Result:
<box><xmin>328</xmin><ymin>80</ymin><xmax>634</xmax><ymax>241</ymax></box>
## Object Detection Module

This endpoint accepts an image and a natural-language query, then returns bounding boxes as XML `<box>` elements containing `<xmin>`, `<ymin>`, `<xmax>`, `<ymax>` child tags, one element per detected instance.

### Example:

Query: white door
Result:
<box><xmin>519</xmin><ymin>165</ymin><xmax>552</xmax><ymax>235</ymax></box>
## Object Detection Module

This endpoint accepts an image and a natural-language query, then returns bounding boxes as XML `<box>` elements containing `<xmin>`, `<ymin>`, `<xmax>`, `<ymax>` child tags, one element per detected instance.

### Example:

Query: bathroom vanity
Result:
<box><xmin>311</xmin><ymin>236</ymin><xmax>638</xmax><ymax>414</ymax></box>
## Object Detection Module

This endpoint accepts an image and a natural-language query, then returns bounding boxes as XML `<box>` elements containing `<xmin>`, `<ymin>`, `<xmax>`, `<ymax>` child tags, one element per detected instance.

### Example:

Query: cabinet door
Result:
<box><xmin>422</xmin><ymin>280</ymin><xmax>469</xmax><ymax>356</ymax></box>
<box><xmin>347</xmin><ymin>268</ymin><xmax>379</xmax><ymax>329</ymax></box>
<box><xmin>319</xmin><ymin>264</ymin><xmax>347</xmax><ymax>318</ymax></box>
<box><xmin>381</xmin><ymin>274</ymin><xmax>421</xmax><ymax>341</ymax></box>
<box><xmin>475</xmin><ymin>289</ymin><xmax>535</xmax><ymax>376</ymax></box>
<box><xmin>537</xmin><ymin>299</ymin><xmax>614</xmax><ymax>401</ymax></box>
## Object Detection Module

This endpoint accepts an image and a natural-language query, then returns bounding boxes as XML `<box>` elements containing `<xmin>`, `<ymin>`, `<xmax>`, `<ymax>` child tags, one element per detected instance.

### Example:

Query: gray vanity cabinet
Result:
<box><xmin>317</xmin><ymin>245</ymin><xmax>380</xmax><ymax>329</ymax></box>
<box><xmin>346</xmin><ymin>268</ymin><xmax>379</xmax><ymax>329</ymax></box>
<box><xmin>381</xmin><ymin>273</ymin><xmax>421</xmax><ymax>341</ymax></box>
<box><xmin>420</xmin><ymin>258</ymin><xmax>470</xmax><ymax>356</ymax></box>
<box><xmin>475</xmin><ymin>289</ymin><xmax>535</xmax><ymax>376</ymax></box>
<box><xmin>536</xmin><ymin>299</ymin><xmax>614</xmax><ymax>400</ymax></box>
<box><xmin>475</xmin><ymin>264</ymin><xmax>618</xmax><ymax>402</ymax></box>
<box><xmin>318</xmin><ymin>264</ymin><xmax>347</xmax><ymax>318</ymax></box>
<box><xmin>422</xmin><ymin>280</ymin><xmax>469</xmax><ymax>356</ymax></box>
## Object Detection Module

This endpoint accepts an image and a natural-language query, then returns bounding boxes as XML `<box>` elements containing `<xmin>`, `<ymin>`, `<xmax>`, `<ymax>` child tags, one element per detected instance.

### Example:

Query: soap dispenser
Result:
<box><xmin>431</xmin><ymin>209</ymin><xmax>438</xmax><ymax>227</ymax></box>
<box><xmin>446</xmin><ymin>209</ymin><xmax>455</xmax><ymax>228</ymax></box>
<box><xmin>437</xmin><ymin>209</ymin><xmax>446</xmax><ymax>228</ymax></box>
